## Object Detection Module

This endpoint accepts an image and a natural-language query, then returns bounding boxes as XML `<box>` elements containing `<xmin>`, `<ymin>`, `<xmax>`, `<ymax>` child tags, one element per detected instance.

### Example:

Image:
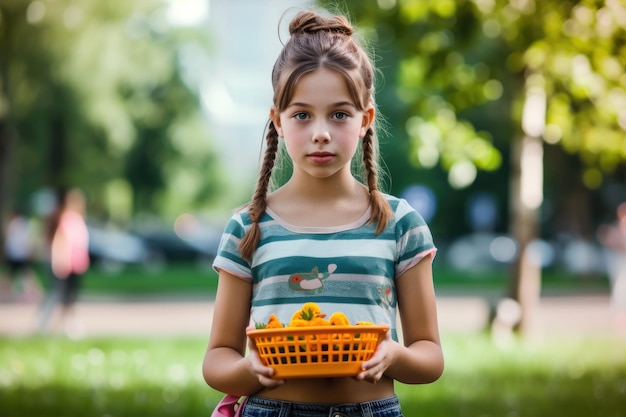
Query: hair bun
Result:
<box><xmin>289</xmin><ymin>10</ymin><xmax>353</xmax><ymax>36</ymax></box>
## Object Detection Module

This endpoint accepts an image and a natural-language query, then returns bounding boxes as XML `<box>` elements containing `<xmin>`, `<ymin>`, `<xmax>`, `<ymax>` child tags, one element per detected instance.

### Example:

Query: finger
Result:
<box><xmin>259</xmin><ymin>374</ymin><xmax>285</xmax><ymax>388</ymax></box>
<box><xmin>356</xmin><ymin>372</ymin><xmax>379</xmax><ymax>384</ymax></box>
<box><xmin>358</xmin><ymin>359</ymin><xmax>387</xmax><ymax>382</ymax></box>
<box><xmin>360</xmin><ymin>350</ymin><xmax>384</xmax><ymax>372</ymax></box>
<box><xmin>250</xmin><ymin>354</ymin><xmax>274</xmax><ymax>377</ymax></box>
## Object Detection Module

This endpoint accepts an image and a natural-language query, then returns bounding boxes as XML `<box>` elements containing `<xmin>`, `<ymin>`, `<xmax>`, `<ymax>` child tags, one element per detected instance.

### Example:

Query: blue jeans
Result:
<box><xmin>240</xmin><ymin>395</ymin><xmax>403</xmax><ymax>417</ymax></box>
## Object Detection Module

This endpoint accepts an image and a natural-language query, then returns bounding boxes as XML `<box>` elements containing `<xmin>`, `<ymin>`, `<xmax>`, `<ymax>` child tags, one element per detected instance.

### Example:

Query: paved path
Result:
<box><xmin>0</xmin><ymin>293</ymin><xmax>616</xmax><ymax>339</ymax></box>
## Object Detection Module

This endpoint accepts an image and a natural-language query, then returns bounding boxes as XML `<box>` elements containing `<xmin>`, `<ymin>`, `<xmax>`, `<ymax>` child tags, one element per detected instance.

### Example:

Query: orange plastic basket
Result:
<box><xmin>247</xmin><ymin>325</ymin><xmax>389</xmax><ymax>379</ymax></box>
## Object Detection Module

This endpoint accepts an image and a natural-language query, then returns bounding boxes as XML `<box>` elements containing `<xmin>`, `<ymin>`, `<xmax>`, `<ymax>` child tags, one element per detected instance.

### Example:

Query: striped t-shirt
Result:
<box><xmin>212</xmin><ymin>195</ymin><xmax>436</xmax><ymax>341</ymax></box>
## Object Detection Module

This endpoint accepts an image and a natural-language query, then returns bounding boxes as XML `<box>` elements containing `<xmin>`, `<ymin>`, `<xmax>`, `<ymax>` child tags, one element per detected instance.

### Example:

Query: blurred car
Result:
<box><xmin>133</xmin><ymin>214</ymin><xmax>222</xmax><ymax>267</ymax></box>
<box><xmin>445</xmin><ymin>232</ymin><xmax>519</xmax><ymax>273</ymax></box>
<box><xmin>445</xmin><ymin>232</ymin><xmax>608</xmax><ymax>276</ymax></box>
<box><xmin>87</xmin><ymin>224</ymin><xmax>149</xmax><ymax>272</ymax></box>
<box><xmin>88</xmin><ymin>216</ymin><xmax>222</xmax><ymax>272</ymax></box>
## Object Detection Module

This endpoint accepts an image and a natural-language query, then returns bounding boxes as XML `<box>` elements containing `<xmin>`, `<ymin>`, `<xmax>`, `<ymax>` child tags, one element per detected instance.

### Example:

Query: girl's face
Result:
<box><xmin>271</xmin><ymin>68</ymin><xmax>374</xmax><ymax>182</ymax></box>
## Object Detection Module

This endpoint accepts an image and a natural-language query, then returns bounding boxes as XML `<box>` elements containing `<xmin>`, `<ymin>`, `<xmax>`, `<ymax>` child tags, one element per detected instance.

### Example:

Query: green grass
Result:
<box><xmin>400</xmin><ymin>335</ymin><xmax>626</xmax><ymax>416</ymax></box>
<box><xmin>0</xmin><ymin>336</ymin><xmax>213</xmax><ymax>417</ymax></box>
<box><xmin>1</xmin><ymin>334</ymin><xmax>625</xmax><ymax>417</ymax></box>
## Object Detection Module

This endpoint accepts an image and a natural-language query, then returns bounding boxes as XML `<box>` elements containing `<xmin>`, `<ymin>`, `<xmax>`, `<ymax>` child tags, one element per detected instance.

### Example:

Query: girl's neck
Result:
<box><xmin>283</xmin><ymin>173</ymin><xmax>364</xmax><ymax>201</ymax></box>
<box><xmin>266</xmin><ymin>176</ymin><xmax>370</xmax><ymax>228</ymax></box>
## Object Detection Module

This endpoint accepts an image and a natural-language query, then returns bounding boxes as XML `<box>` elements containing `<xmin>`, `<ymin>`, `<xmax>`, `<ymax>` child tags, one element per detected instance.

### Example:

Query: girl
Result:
<box><xmin>204</xmin><ymin>9</ymin><xmax>443</xmax><ymax>417</ymax></box>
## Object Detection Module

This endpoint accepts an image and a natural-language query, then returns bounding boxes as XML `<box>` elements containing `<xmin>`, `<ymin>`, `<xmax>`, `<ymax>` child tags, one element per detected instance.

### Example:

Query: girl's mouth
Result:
<box><xmin>308</xmin><ymin>152</ymin><xmax>335</xmax><ymax>164</ymax></box>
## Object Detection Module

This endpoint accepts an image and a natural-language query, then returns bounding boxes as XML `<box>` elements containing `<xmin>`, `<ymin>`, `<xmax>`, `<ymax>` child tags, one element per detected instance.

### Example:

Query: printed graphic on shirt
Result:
<box><xmin>288</xmin><ymin>263</ymin><xmax>337</xmax><ymax>294</ymax></box>
<box><xmin>378</xmin><ymin>282</ymin><xmax>394</xmax><ymax>310</ymax></box>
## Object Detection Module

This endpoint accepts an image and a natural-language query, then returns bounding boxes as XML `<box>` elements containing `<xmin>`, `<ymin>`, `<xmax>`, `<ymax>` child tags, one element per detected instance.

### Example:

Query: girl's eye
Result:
<box><xmin>294</xmin><ymin>112</ymin><xmax>308</xmax><ymax>120</ymax></box>
<box><xmin>333</xmin><ymin>112</ymin><xmax>349</xmax><ymax>120</ymax></box>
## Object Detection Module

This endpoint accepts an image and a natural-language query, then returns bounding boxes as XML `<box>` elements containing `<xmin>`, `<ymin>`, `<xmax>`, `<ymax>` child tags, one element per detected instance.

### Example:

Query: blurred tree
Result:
<box><xmin>0</xmin><ymin>0</ymin><xmax>224</xmax><ymax>235</ymax></box>
<box><xmin>318</xmin><ymin>0</ymin><xmax>626</xmax><ymax>335</ymax></box>
<box><xmin>488</xmin><ymin>0</ymin><xmax>626</xmax><ymax>334</ymax></box>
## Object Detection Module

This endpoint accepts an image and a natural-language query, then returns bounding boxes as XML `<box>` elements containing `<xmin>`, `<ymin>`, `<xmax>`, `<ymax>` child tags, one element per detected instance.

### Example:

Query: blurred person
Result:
<box><xmin>597</xmin><ymin>202</ymin><xmax>626</xmax><ymax>335</ymax></box>
<box><xmin>38</xmin><ymin>188</ymin><xmax>90</xmax><ymax>338</ymax></box>
<box><xmin>1</xmin><ymin>209</ymin><xmax>43</xmax><ymax>302</ymax></box>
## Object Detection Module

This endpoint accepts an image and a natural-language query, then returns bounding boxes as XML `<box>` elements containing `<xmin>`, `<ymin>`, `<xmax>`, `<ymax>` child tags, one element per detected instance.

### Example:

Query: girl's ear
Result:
<box><xmin>270</xmin><ymin>106</ymin><xmax>284</xmax><ymax>138</ymax></box>
<box><xmin>360</xmin><ymin>105</ymin><xmax>375</xmax><ymax>138</ymax></box>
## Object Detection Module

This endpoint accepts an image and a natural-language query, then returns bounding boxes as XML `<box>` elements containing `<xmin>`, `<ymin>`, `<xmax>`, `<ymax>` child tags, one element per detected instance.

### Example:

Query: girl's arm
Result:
<box><xmin>202</xmin><ymin>270</ymin><xmax>268</xmax><ymax>396</ymax></box>
<box><xmin>358</xmin><ymin>256</ymin><xmax>444</xmax><ymax>384</ymax></box>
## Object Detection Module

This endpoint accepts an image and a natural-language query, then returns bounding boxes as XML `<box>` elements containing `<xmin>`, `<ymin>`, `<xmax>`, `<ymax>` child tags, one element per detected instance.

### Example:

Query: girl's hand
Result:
<box><xmin>356</xmin><ymin>330</ymin><xmax>396</xmax><ymax>384</ymax></box>
<box><xmin>246</xmin><ymin>326</ymin><xmax>285</xmax><ymax>388</ymax></box>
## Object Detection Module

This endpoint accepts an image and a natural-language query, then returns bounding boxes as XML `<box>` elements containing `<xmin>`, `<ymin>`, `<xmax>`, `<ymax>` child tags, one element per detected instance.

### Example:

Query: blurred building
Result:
<box><xmin>200</xmin><ymin>0</ymin><xmax>311</xmax><ymax>185</ymax></box>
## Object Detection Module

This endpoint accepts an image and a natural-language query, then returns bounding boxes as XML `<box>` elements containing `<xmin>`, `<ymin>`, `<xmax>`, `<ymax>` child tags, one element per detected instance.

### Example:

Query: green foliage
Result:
<box><xmin>480</xmin><ymin>0</ymin><xmax>626</xmax><ymax>188</ymax></box>
<box><xmin>0</xmin><ymin>334</ymin><xmax>624</xmax><ymax>416</ymax></box>
<box><xmin>0</xmin><ymin>0</ymin><xmax>225</xmax><ymax>220</ymax></box>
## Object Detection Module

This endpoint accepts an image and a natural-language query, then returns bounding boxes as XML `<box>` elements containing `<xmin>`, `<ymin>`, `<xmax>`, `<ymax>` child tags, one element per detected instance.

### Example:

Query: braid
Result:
<box><xmin>238</xmin><ymin>122</ymin><xmax>279</xmax><ymax>260</ymax></box>
<box><xmin>362</xmin><ymin>127</ymin><xmax>392</xmax><ymax>234</ymax></box>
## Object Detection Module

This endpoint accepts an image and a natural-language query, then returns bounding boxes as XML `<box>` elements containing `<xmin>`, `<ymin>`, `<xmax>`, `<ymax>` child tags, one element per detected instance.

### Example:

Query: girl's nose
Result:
<box><xmin>312</xmin><ymin>125</ymin><xmax>331</xmax><ymax>143</ymax></box>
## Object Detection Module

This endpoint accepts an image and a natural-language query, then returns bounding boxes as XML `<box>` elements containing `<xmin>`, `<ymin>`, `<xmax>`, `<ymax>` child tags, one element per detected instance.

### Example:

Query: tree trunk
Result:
<box><xmin>508</xmin><ymin>83</ymin><xmax>546</xmax><ymax>337</ymax></box>
<box><xmin>508</xmin><ymin>134</ymin><xmax>544</xmax><ymax>336</ymax></box>
<box><xmin>0</xmin><ymin>120</ymin><xmax>11</xmax><ymax>253</ymax></box>
<box><xmin>0</xmin><ymin>64</ymin><xmax>15</xmax><ymax>254</ymax></box>
<box><xmin>49</xmin><ymin>112</ymin><xmax>67</xmax><ymax>190</ymax></box>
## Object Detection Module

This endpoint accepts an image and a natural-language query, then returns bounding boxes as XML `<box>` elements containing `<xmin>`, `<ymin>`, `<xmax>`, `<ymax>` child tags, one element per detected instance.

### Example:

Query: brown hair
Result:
<box><xmin>238</xmin><ymin>9</ymin><xmax>392</xmax><ymax>260</ymax></box>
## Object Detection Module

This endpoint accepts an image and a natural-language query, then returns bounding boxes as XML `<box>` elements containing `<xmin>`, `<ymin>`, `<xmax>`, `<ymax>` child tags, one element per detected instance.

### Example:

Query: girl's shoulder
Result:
<box><xmin>382</xmin><ymin>193</ymin><xmax>430</xmax><ymax>230</ymax></box>
<box><xmin>219</xmin><ymin>206</ymin><xmax>254</xmax><ymax>238</ymax></box>
<box><xmin>382</xmin><ymin>193</ymin><xmax>419</xmax><ymax>216</ymax></box>
<box><xmin>382</xmin><ymin>193</ymin><xmax>403</xmax><ymax>209</ymax></box>
<box><xmin>223</xmin><ymin>205</ymin><xmax>281</xmax><ymax>231</ymax></box>
<box><xmin>224</xmin><ymin>204</ymin><xmax>256</xmax><ymax>223</ymax></box>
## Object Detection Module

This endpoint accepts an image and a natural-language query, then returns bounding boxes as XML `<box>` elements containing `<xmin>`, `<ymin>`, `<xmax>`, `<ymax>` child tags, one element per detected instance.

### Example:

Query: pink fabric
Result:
<box><xmin>211</xmin><ymin>395</ymin><xmax>247</xmax><ymax>417</ymax></box>
<box><xmin>51</xmin><ymin>211</ymin><xmax>89</xmax><ymax>278</ymax></box>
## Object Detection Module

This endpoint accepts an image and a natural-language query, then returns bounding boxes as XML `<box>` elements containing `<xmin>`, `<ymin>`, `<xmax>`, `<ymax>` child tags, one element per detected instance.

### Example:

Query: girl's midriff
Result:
<box><xmin>256</xmin><ymin>375</ymin><xmax>394</xmax><ymax>403</ymax></box>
